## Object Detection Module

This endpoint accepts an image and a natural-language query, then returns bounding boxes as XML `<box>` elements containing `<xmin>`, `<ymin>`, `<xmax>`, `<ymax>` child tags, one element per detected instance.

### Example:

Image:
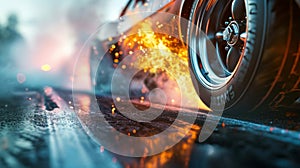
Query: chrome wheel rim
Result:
<box><xmin>189</xmin><ymin>0</ymin><xmax>248</xmax><ymax>90</ymax></box>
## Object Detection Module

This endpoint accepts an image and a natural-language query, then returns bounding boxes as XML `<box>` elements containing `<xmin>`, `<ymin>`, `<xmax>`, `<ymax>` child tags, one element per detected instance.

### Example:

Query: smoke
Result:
<box><xmin>0</xmin><ymin>0</ymin><xmax>128</xmax><ymax>95</ymax></box>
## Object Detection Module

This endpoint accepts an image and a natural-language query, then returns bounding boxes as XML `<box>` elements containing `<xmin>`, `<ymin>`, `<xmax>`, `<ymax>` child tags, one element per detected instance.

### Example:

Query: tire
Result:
<box><xmin>187</xmin><ymin>0</ymin><xmax>300</xmax><ymax>115</ymax></box>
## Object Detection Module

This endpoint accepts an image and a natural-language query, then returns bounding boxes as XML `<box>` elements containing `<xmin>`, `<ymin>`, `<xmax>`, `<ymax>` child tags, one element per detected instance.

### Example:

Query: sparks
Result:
<box><xmin>119</xmin><ymin>19</ymin><xmax>209</xmax><ymax>110</ymax></box>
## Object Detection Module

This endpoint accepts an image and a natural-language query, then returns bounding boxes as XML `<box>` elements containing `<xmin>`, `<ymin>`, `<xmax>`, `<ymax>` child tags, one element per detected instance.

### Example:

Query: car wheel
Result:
<box><xmin>187</xmin><ymin>0</ymin><xmax>300</xmax><ymax>114</ymax></box>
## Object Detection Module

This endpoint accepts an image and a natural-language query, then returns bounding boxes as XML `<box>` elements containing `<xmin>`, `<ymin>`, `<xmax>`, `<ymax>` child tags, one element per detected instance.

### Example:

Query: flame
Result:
<box><xmin>116</xmin><ymin>19</ymin><xmax>208</xmax><ymax>110</ymax></box>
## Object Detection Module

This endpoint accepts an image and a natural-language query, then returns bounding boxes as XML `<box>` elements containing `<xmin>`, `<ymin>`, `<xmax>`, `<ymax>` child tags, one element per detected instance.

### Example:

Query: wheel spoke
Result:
<box><xmin>226</xmin><ymin>46</ymin><xmax>241</xmax><ymax>72</ymax></box>
<box><xmin>231</xmin><ymin>0</ymin><xmax>246</xmax><ymax>20</ymax></box>
<box><xmin>215</xmin><ymin>31</ymin><xmax>224</xmax><ymax>39</ymax></box>
<box><xmin>240</xmin><ymin>32</ymin><xmax>247</xmax><ymax>41</ymax></box>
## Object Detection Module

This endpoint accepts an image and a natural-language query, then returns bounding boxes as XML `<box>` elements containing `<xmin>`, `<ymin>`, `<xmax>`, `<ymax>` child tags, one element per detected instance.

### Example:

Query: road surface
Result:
<box><xmin>0</xmin><ymin>87</ymin><xmax>299</xmax><ymax>168</ymax></box>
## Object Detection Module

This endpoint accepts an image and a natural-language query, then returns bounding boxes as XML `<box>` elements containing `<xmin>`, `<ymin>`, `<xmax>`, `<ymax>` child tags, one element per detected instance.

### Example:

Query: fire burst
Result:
<box><xmin>110</xmin><ymin>18</ymin><xmax>209</xmax><ymax>110</ymax></box>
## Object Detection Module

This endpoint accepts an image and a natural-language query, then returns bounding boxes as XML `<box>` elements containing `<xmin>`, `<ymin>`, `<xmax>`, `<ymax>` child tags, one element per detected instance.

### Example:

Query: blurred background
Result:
<box><xmin>1</xmin><ymin>1</ymin><xmax>300</xmax><ymax>168</ymax></box>
<box><xmin>0</xmin><ymin>0</ymin><xmax>128</xmax><ymax>94</ymax></box>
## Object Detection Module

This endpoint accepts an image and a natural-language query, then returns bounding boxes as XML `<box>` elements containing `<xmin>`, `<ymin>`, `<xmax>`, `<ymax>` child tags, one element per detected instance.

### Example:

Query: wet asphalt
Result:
<box><xmin>0</xmin><ymin>88</ymin><xmax>299</xmax><ymax>168</ymax></box>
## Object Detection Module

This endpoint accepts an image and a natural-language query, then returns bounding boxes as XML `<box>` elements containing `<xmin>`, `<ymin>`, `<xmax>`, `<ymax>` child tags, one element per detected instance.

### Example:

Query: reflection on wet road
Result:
<box><xmin>0</xmin><ymin>88</ymin><xmax>300</xmax><ymax>167</ymax></box>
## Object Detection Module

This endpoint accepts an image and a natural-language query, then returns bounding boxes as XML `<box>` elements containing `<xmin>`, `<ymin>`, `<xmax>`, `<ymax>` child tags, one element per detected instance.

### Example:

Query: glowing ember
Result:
<box><xmin>112</xmin><ymin>107</ymin><xmax>116</xmax><ymax>115</ymax></box>
<box><xmin>140</xmin><ymin>96</ymin><xmax>145</xmax><ymax>103</ymax></box>
<box><xmin>222</xmin><ymin>122</ymin><xmax>226</xmax><ymax>128</ymax></box>
<box><xmin>41</xmin><ymin>64</ymin><xmax>52</xmax><ymax>72</ymax></box>
<box><xmin>121</xmin><ymin>64</ymin><xmax>127</xmax><ymax>69</ymax></box>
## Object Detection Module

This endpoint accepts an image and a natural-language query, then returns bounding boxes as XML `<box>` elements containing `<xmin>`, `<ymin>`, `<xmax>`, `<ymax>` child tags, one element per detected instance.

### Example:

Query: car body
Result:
<box><xmin>92</xmin><ymin>0</ymin><xmax>300</xmax><ymax>114</ymax></box>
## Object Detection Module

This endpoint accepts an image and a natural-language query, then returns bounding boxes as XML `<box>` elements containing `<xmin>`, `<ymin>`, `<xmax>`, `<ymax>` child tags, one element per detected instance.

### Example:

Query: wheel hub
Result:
<box><xmin>223</xmin><ymin>21</ymin><xmax>240</xmax><ymax>46</ymax></box>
